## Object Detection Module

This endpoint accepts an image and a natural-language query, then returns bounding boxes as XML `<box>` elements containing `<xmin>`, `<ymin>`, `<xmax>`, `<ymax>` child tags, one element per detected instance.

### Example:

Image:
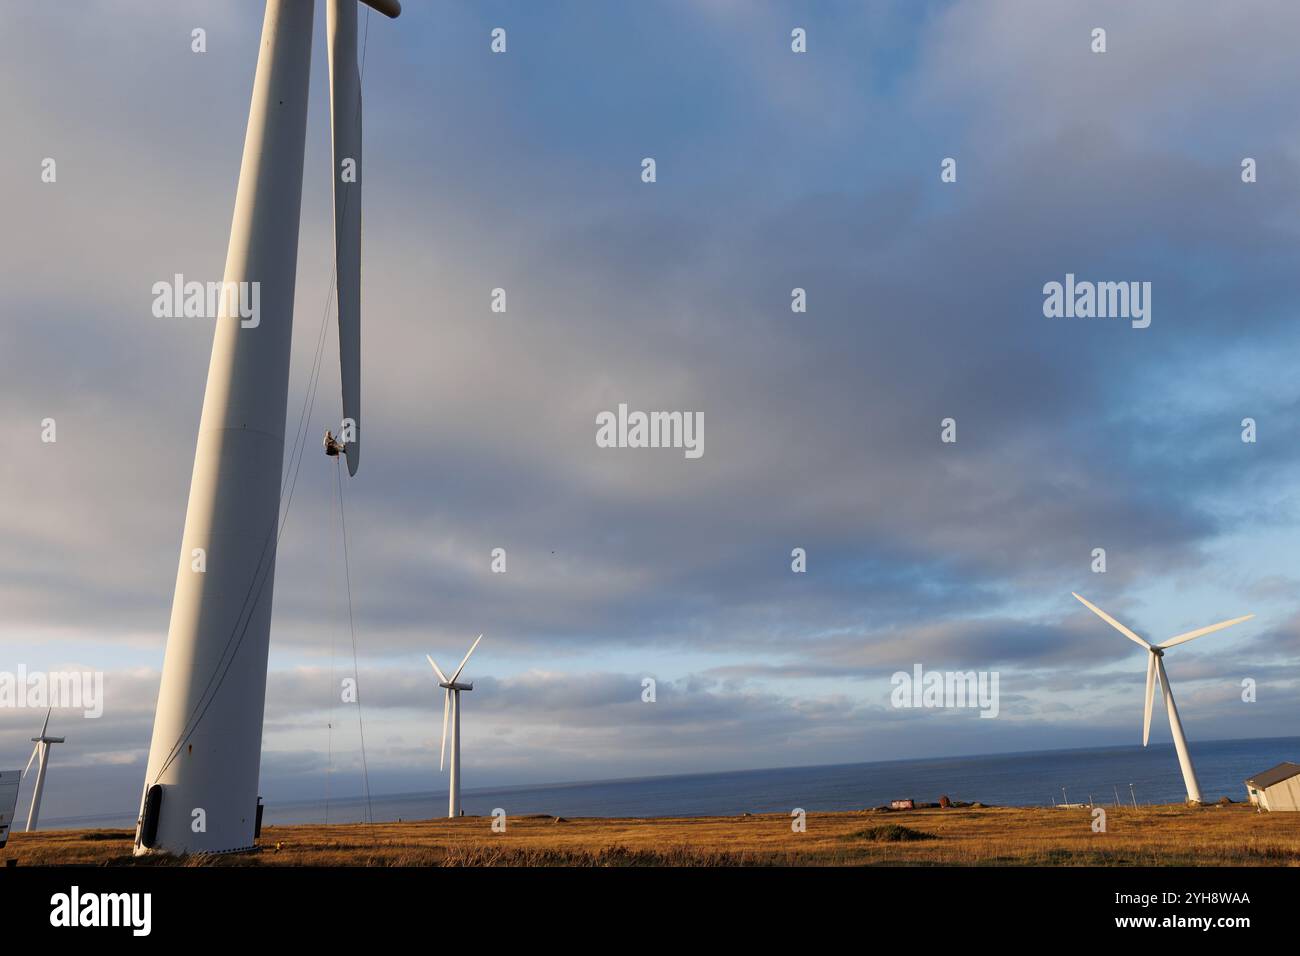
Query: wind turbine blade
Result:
<box><xmin>328</xmin><ymin>0</ymin><xmax>362</xmax><ymax>476</ymax></box>
<box><xmin>360</xmin><ymin>0</ymin><xmax>402</xmax><ymax>17</ymax></box>
<box><xmin>449</xmin><ymin>634</ymin><xmax>483</xmax><ymax>684</ymax></box>
<box><xmin>39</xmin><ymin>707</ymin><xmax>51</xmax><ymax>738</ymax></box>
<box><xmin>1158</xmin><ymin>614</ymin><xmax>1254</xmax><ymax>649</ymax></box>
<box><xmin>439</xmin><ymin>690</ymin><xmax>450</xmax><ymax>771</ymax></box>
<box><xmin>1071</xmin><ymin>593</ymin><xmax>1150</xmax><ymax>649</ymax></box>
<box><xmin>23</xmin><ymin>744</ymin><xmax>39</xmax><ymax>777</ymax></box>
<box><xmin>1142</xmin><ymin>653</ymin><xmax>1157</xmax><ymax>747</ymax></box>
<box><xmin>426</xmin><ymin>654</ymin><xmax>448</xmax><ymax>684</ymax></box>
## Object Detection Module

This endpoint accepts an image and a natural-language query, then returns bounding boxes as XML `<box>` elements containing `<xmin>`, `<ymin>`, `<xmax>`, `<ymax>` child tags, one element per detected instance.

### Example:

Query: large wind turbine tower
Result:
<box><xmin>136</xmin><ymin>0</ymin><xmax>401</xmax><ymax>856</ymax></box>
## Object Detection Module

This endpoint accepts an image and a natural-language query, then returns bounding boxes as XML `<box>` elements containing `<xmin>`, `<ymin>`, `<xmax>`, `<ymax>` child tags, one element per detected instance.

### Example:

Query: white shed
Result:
<box><xmin>1245</xmin><ymin>762</ymin><xmax>1300</xmax><ymax>811</ymax></box>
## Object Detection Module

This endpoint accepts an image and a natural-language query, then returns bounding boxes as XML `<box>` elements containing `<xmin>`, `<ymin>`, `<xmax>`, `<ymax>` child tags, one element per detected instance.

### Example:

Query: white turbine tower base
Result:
<box><xmin>23</xmin><ymin>708</ymin><xmax>65</xmax><ymax>832</ymax></box>
<box><xmin>135</xmin><ymin>0</ymin><xmax>400</xmax><ymax>856</ymax></box>
<box><xmin>427</xmin><ymin>635</ymin><xmax>483</xmax><ymax>818</ymax></box>
<box><xmin>1072</xmin><ymin>593</ymin><xmax>1253</xmax><ymax>805</ymax></box>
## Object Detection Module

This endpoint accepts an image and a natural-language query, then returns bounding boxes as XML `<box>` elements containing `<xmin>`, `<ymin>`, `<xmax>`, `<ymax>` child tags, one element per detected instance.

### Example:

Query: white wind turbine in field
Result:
<box><xmin>427</xmin><ymin>635</ymin><xmax>483</xmax><ymax>818</ymax></box>
<box><xmin>1072</xmin><ymin>593</ymin><xmax>1253</xmax><ymax>804</ymax></box>
<box><xmin>135</xmin><ymin>0</ymin><xmax>401</xmax><ymax>856</ymax></box>
<box><xmin>23</xmin><ymin>708</ymin><xmax>65</xmax><ymax>831</ymax></box>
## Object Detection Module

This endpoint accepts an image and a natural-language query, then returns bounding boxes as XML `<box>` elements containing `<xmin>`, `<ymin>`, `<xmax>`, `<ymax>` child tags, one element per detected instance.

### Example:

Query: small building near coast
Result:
<box><xmin>1244</xmin><ymin>762</ymin><xmax>1300</xmax><ymax>811</ymax></box>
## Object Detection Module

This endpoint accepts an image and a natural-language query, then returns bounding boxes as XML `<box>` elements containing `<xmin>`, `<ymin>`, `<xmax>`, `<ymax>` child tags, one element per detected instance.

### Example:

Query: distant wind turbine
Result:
<box><xmin>1072</xmin><ymin>593</ymin><xmax>1253</xmax><ymax>804</ymax></box>
<box><xmin>23</xmin><ymin>709</ymin><xmax>65</xmax><ymax>831</ymax></box>
<box><xmin>427</xmin><ymin>635</ymin><xmax>482</xmax><ymax>818</ymax></box>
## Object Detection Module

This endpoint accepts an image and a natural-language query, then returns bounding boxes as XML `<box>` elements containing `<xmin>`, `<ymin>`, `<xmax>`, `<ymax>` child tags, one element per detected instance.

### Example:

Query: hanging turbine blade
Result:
<box><xmin>1158</xmin><ymin>614</ymin><xmax>1254</xmax><ymax>649</ymax></box>
<box><xmin>1142</xmin><ymin>653</ymin><xmax>1157</xmax><ymax>747</ymax></box>
<box><xmin>426</xmin><ymin>654</ymin><xmax>448</xmax><ymax>684</ymax></box>
<box><xmin>439</xmin><ymin>689</ymin><xmax>451</xmax><ymax>771</ymax></box>
<box><xmin>449</xmin><ymin>634</ymin><xmax>483</xmax><ymax>685</ymax></box>
<box><xmin>23</xmin><ymin>743</ymin><xmax>39</xmax><ymax>777</ymax></box>
<box><xmin>1071</xmin><ymin>593</ymin><xmax>1150</xmax><ymax>649</ymax></box>
<box><xmin>328</xmin><ymin>0</ymin><xmax>362</xmax><ymax>476</ymax></box>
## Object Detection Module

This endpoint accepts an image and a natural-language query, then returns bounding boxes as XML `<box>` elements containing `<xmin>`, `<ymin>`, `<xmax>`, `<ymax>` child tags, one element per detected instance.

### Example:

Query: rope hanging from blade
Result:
<box><xmin>335</xmin><ymin>455</ymin><xmax>374</xmax><ymax>824</ymax></box>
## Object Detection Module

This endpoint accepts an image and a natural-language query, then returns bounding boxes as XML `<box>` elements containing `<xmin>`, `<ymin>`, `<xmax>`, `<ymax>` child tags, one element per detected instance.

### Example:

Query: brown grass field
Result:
<box><xmin>6</xmin><ymin>803</ymin><xmax>1299</xmax><ymax>866</ymax></box>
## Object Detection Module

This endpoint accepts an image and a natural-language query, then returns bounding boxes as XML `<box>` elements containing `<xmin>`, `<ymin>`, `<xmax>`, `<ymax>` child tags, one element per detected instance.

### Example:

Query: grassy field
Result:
<box><xmin>7</xmin><ymin>804</ymin><xmax>1298</xmax><ymax>866</ymax></box>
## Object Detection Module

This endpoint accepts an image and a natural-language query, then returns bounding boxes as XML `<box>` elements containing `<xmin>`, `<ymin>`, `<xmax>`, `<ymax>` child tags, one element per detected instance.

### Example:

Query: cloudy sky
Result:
<box><xmin>4</xmin><ymin>0</ymin><xmax>1300</xmax><ymax>821</ymax></box>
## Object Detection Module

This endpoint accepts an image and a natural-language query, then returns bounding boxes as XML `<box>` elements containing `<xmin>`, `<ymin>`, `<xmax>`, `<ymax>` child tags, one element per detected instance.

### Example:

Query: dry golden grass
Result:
<box><xmin>6</xmin><ymin>804</ymin><xmax>1298</xmax><ymax>867</ymax></box>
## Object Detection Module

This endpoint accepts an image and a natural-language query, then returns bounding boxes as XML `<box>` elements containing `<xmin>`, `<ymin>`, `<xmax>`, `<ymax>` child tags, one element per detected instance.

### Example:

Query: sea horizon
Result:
<box><xmin>38</xmin><ymin>734</ymin><xmax>1299</xmax><ymax>831</ymax></box>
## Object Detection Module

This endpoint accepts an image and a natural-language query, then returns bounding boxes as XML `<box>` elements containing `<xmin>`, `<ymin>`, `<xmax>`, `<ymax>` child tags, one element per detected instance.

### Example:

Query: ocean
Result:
<box><xmin>40</xmin><ymin>735</ymin><xmax>1298</xmax><ymax>830</ymax></box>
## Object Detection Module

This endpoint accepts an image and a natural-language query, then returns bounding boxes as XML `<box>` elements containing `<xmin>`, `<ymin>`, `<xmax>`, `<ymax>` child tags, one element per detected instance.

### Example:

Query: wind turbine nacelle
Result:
<box><xmin>440</xmin><ymin>681</ymin><xmax>473</xmax><ymax>692</ymax></box>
